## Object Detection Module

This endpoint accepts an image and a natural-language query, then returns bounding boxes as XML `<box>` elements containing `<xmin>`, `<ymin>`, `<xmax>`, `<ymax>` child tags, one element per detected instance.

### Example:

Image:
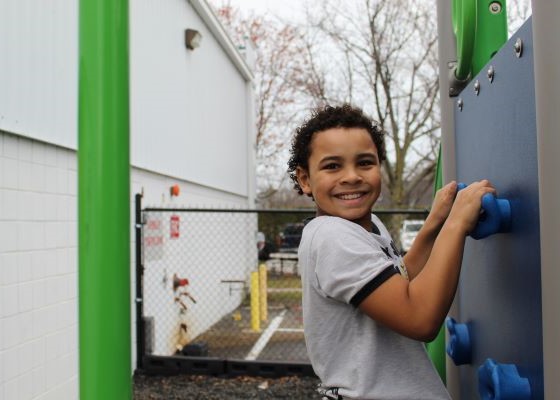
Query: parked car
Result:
<box><xmin>278</xmin><ymin>223</ymin><xmax>304</xmax><ymax>253</ymax></box>
<box><xmin>400</xmin><ymin>219</ymin><xmax>424</xmax><ymax>253</ymax></box>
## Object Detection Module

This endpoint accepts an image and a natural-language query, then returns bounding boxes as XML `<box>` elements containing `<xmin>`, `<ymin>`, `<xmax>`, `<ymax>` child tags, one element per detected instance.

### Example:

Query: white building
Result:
<box><xmin>0</xmin><ymin>0</ymin><xmax>256</xmax><ymax>398</ymax></box>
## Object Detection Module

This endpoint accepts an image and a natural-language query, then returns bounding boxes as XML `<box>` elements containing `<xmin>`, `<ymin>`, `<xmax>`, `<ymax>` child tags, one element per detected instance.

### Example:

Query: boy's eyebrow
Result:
<box><xmin>318</xmin><ymin>152</ymin><xmax>378</xmax><ymax>163</ymax></box>
<box><xmin>355</xmin><ymin>152</ymin><xmax>379</xmax><ymax>162</ymax></box>
<box><xmin>356</xmin><ymin>152</ymin><xmax>378</xmax><ymax>159</ymax></box>
<box><xmin>318</xmin><ymin>155</ymin><xmax>342</xmax><ymax>163</ymax></box>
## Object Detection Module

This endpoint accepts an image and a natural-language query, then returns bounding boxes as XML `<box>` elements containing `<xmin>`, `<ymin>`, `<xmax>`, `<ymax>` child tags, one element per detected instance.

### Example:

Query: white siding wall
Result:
<box><xmin>131</xmin><ymin>0</ymin><xmax>252</xmax><ymax>197</ymax></box>
<box><xmin>0</xmin><ymin>1</ymin><xmax>78</xmax><ymax>149</ymax></box>
<box><xmin>1</xmin><ymin>0</ymin><xmax>254</xmax><ymax>197</ymax></box>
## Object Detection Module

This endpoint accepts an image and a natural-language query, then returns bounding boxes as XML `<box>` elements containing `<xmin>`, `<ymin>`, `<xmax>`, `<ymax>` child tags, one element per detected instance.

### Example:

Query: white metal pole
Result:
<box><xmin>531</xmin><ymin>2</ymin><xmax>560</xmax><ymax>399</ymax></box>
<box><xmin>435</xmin><ymin>0</ymin><xmax>460</xmax><ymax>397</ymax></box>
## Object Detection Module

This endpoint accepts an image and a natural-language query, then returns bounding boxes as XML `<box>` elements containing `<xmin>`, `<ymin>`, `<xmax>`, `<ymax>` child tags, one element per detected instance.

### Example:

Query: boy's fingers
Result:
<box><xmin>444</xmin><ymin>181</ymin><xmax>458</xmax><ymax>195</ymax></box>
<box><xmin>475</xmin><ymin>180</ymin><xmax>496</xmax><ymax>197</ymax></box>
<box><xmin>438</xmin><ymin>181</ymin><xmax>458</xmax><ymax>199</ymax></box>
<box><xmin>454</xmin><ymin>181</ymin><xmax>496</xmax><ymax>207</ymax></box>
<box><xmin>468</xmin><ymin>180</ymin><xmax>496</xmax><ymax>194</ymax></box>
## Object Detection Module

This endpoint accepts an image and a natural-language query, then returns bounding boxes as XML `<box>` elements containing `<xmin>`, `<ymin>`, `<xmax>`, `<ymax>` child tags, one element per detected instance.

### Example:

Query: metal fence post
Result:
<box><xmin>135</xmin><ymin>193</ymin><xmax>145</xmax><ymax>369</ymax></box>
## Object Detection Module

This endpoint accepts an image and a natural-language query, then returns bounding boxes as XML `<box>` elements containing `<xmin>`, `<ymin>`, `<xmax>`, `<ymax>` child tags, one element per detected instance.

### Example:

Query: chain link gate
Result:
<box><xmin>134</xmin><ymin>194</ymin><xmax>428</xmax><ymax>378</ymax></box>
<box><xmin>135</xmin><ymin>194</ymin><xmax>317</xmax><ymax>377</ymax></box>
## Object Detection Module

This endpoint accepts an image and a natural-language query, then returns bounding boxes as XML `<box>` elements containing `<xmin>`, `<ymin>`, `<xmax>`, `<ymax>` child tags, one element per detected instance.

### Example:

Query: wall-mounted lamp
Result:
<box><xmin>185</xmin><ymin>29</ymin><xmax>202</xmax><ymax>50</ymax></box>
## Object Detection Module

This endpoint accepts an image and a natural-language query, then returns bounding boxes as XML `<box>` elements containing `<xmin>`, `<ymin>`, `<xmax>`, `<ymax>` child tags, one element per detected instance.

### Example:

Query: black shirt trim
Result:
<box><xmin>350</xmin><ymin>265</ymin><xmax>398</xmax><ymax>307</ymax></box>
<box><xmin>371</xmin><ymin>221</ymin><xmax>380</xmax><ymax>235</ymax></box>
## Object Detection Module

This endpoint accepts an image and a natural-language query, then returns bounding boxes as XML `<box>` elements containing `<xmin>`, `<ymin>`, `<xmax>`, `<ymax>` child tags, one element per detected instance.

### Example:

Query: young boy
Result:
<box><xmin>287</xmin><ymin>104</ymin><xmax>495</xmax><ymax>399</ymax></box>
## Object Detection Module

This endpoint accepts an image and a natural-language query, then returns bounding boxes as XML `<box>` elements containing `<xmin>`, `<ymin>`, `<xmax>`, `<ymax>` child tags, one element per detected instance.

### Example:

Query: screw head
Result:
<box><xmin>489</xmin><ymin>1</ymin><xmax>502</xmax><ymax>14</ymax></box>
<box><xmin>514</xmin><ymin>38</ymin><xmax>523</xmax><ymax>58</ymax></box>
<box><xmin>474</xmin><ymin>80</ymin><xmax>480</xmax><ymax>95</ymax></box>
<box><xmin>487</xmin><ymin>65</ymin><xmax>495</xmax><ymax>83</ymax></box>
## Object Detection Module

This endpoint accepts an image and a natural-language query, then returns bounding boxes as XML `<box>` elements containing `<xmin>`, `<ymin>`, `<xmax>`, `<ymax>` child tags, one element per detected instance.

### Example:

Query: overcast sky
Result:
<box><xmin>213</xmin><ymin>0</ymin><xmax>306</xmax><ymax>20</ymax></box>
<box><xmin>219</xmin><ymin>0</ymin><xmax>531</xmax><ymax>30</ymax></box>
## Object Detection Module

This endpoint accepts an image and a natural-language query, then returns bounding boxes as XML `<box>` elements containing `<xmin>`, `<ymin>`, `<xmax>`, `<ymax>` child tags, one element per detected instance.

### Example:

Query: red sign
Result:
<box><xmin>170</xmin><ymin>215</ymin><xmax>180</xmax><ymax>239</ymax></box>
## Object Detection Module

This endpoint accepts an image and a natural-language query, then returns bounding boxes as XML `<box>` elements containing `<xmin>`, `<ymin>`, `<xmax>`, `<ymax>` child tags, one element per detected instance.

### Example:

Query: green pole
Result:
<box><xmin>426</xmin><ymin>145</ymin><xmax>446</xmax><ymax>383</ymax></box>
<box><xmin>452</xmin><ymin>0</ymin><xmax>508</xmax><ymax>80</ymax></box>
<box><xmin>78</xmin><ymin>0</ymin><xmax>131</xmax><ymax>399</ymax></box>
<box><xmin>472</xmin><ymin>0</ymin><xmax>508</xmax><ymax>76</ymax></box>
<box><xmin>452</xmin><ymin>0</ymin><xmax>476</xmax><ymax>80</ymax></box>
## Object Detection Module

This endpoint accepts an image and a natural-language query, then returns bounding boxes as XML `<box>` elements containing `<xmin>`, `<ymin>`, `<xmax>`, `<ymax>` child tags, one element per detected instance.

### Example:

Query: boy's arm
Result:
<box><xmin>403</xmin><ymin>181</ymin><xmax>457</xmax><ymax>280</ymax></box>
<box><xmin>359</xmin><ymin>180</ymin><xmax>495</xmax><ymax>342</ymax></box>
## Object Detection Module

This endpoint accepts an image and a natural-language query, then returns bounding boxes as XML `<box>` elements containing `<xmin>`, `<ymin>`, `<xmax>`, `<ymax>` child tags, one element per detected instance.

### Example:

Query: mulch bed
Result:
<box><xmin>133</xmin><ymin>373</ymin><xmax>322</xmax><ymax>399</ymax></box>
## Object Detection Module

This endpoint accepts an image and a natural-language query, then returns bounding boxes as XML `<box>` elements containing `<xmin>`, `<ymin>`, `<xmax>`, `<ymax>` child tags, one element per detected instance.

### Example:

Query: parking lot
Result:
<box><xmin>191</xmin><ymin>273</ymin><xmax>307</xmax><ymax>363</ymax></box>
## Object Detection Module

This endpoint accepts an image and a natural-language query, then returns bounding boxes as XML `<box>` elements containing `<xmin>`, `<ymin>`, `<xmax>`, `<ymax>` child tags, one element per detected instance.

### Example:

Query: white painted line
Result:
<box><xmin>245</xmin><ymin>310</ymin><xmax>287</xmax><ymax>360</ymax></box>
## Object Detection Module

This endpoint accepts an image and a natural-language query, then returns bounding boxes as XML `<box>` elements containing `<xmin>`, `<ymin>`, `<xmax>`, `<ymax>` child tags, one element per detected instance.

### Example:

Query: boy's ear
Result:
<box><xmin>296</xmin><ymin>167</ymin><xmax>312</xmax><ymax>196</ymax></box>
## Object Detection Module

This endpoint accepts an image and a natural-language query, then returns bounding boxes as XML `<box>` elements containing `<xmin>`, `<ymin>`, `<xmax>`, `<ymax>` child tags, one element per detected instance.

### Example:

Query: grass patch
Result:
<box><xmin>267</xmin><ymin>275</ymin><xmax>302</xmax><ymax>289</ymax></box>
<box><xmin>241</xmin><ymin>290</ymin><xmax>302</xmax><ymax>308</ymax></box>
<box><xmin>267</xmin><ymin>291</ymin><xmax>302</xmax><ymax>306</ymax></box>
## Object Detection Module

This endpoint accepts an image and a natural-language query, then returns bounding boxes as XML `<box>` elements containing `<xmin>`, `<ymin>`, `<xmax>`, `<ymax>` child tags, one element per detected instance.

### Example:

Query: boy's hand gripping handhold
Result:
<box><xmin>457</xmin><ymin>182</ymin><xmax>511</xmax><ymax>240</ymax></box>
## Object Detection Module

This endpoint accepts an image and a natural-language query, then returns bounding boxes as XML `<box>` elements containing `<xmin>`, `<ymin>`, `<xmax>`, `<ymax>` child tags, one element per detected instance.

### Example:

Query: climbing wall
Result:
<box><xmin>453</xmin><ymin>18</ymin><xmax>543</xmax><ymax>399</ymax></box>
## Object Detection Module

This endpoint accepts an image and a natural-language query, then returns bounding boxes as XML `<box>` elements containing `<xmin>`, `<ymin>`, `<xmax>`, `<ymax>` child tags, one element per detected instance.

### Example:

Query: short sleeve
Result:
<box><xmin>309</xmin><ymin>218</ymin><xmax>397</xmax><ymax>305</ymax></box>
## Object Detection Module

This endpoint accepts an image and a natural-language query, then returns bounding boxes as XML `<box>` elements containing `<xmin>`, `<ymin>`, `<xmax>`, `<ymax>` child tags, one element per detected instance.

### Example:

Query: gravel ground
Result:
<box><xmin>133</xmin><ymin>373</ymin><xmax>322</xmax><ymax>399</ymax></box>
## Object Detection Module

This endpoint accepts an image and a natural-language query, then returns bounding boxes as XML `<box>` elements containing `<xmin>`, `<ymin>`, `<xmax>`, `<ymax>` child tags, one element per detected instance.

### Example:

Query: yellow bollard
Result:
<box><xmin>250</xmin><ymin>271</ymin><xmax>260</xmax><ymax>332</ymax></box>
<box><xmin>259</xmin><ymin>263</ymin><xmax>268</xmax><ymax>322</ymax></box>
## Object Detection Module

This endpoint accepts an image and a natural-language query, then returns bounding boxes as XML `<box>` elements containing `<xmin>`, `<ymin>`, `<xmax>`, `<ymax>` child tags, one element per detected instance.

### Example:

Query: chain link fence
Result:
<box><xmin>134</xmin><ymin>195</ymin><xmax>428</xmax><ymax>377</ymax></box>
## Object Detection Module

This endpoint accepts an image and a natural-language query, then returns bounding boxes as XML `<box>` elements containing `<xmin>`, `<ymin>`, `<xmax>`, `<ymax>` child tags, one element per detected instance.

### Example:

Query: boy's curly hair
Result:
<box><xmin>287</xmin><ymin>104</ymin><xmax>386</xmax><ymax>195</ymax></box>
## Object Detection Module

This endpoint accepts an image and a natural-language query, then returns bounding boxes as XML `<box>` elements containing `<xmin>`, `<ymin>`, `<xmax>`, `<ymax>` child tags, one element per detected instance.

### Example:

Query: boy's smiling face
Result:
<box><xmin>296</xmin><ymin>127</ymin><xmax>382</xmax><ymax>232</ymax></box>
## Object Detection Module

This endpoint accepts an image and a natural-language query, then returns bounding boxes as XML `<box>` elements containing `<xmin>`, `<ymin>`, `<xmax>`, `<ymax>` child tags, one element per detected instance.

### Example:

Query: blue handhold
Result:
<box><xmin>478</xmin><ymin>358</ymin><xmax>531</xmax><ymax>400</ymax></box>
<box><xmin>457</xmin><ymin>182</ymin><xmax>511</xmax><ymax>240</ymax></box>
<box><xmin>445</xmin><ymin>317</ymin><xmax>471</xmax><ymax>365</ymax></box>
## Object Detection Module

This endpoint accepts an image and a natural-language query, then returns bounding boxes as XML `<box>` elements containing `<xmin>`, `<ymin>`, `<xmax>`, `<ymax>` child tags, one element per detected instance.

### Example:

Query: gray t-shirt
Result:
<box><xmin>299</xmin><ymin>215</ymin><xmax>450</xmax><ymax>400</ymax></box>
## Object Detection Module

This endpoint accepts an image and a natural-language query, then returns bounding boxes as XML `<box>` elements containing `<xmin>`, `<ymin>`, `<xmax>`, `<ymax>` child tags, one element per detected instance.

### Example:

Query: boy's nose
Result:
<box><xmin>340</xmin><ymin>168</ymin><xmax>363</xmax><ymax>184</ymax></box>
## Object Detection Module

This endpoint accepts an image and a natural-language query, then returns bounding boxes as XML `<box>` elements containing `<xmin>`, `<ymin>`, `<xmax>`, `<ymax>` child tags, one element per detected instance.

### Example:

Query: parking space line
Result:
<box><xmin>245</xmin><ymin>310</ymin><xmax>287</xmax><ymax>360</ymax></box>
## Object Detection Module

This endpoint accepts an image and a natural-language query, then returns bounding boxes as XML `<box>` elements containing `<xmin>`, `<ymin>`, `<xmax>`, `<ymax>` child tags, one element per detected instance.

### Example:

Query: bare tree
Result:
<box><xmin>301</xmin><ymin>0</ymin><xmax>440</xmax><ymax>235</ymax></box>
<box><xmin>507</xmin><ymin>0</ymin><xmax>532</xmax><ymax>35</ymax></box>
<box><xmin>212</xmin><ymin>1</ymin><xmax>441</xmax><ymax>218</ymax></box>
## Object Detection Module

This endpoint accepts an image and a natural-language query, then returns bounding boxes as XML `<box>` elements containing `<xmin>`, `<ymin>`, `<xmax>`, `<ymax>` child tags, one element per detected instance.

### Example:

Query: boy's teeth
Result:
<box><xmin>339</xmin><ymin>193</ymin><xmax>361</xmax><ymax>200</ymax></box>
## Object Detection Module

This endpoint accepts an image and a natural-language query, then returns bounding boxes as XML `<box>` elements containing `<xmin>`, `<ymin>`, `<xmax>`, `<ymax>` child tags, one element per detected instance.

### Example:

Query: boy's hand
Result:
<box><xmin>427</xmin><ymin>181</ymin><xmax>458</xmax><ymax>228</ymax></box>
<box><xmin>365</xmin><ymin>179</ymin><xmax>496</xmax><ymax>340</ymax></box>
<box><xmin>447</xmin><ymin>180</ymin><xmax>496</xmax><ymax>236</ymax></box>
<box><xmin>404</xmin><ymin>181</ymin><xmax>458</xmax><ymax>279</ymax></box>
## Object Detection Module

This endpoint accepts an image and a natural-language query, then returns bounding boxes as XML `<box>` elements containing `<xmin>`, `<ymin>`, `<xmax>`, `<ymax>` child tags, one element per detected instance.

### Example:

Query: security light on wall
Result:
<box><xmin>185</xmin><ymin>29</ymin><xmax>202</xmax><ymax>50</ymax></box>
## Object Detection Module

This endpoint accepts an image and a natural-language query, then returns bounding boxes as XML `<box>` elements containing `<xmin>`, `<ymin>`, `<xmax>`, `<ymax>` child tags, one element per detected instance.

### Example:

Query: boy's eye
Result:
<box><xmin>322</xmin><ymin>163</ymin><xmax>340</xmax><ymax>170</ymax></box>
<box><xmin>358</xmin><ymin>159</ymin><xmax>376</xmax><ymax>166</ymax></box>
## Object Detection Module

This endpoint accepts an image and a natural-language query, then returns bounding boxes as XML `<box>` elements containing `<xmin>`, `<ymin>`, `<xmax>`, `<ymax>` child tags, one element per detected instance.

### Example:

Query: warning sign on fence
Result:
<box><xmin>170</xmin><ymin>215</ymin><xmax>180</xmax><ymax>239</ymax></box>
